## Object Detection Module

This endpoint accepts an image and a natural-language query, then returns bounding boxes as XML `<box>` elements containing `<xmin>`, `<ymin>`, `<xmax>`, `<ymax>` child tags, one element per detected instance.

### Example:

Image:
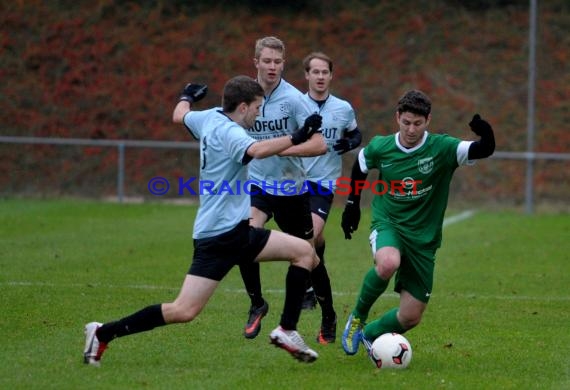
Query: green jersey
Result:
<box><xmin>361</xmin><ymin>131</ymin><xmax>472</xmax><ymax>249</ymax></box>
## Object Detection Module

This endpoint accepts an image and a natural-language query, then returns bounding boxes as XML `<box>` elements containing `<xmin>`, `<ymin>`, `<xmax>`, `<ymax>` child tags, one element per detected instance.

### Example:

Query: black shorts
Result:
<box><xmin>189</xmin><ymin>220</ymin><xmax>271</xmax><ymax>281</ymax></box>
<box><xmin>307</xmin><ymin>181</ymin><xmax>334</xmax><ymax>222</ymax></box>
<box><xmin>250</xmin><ymin>185</ymin><xmax>313</xmax><ymax>240</ymax></box>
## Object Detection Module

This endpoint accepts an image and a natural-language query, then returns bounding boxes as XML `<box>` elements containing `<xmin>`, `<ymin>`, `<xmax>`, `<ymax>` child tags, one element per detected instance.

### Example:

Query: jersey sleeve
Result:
<box><xmin>183</xmin><ymin>111</ymin><xmax>202</xmax><ymax>139</ymax></box>
<box><xmin>183</xmin><ymin>108</ymin><xmax>221</xmax><ymax>140</ymax></box>
<box><xmin>438</xmin><ymin>134</ymin><xmax>472</xmax><ymax>168</ymax></box>
<box><xmin>361</xmin><ymin>136</ymin><xmax>383</xmax><ymax>173</ymax></box>
<box><xmin>357</xmin><ymin>149</ymin><xmax>368</xmax><ymax>173</ymax></box>
<box><xmin>343</xmin><ymin>103</ymin><xmax>358</xmax><ymax>132</ymax></box>
<box><xmin>457</xmin><ymin>140</ymin><xmax>475</xmax><ymax>166</ymax></box>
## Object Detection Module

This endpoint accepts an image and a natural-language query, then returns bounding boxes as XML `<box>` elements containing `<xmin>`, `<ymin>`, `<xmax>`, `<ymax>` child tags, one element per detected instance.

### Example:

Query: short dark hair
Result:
<box><xmin>397</xmin><ymin>90</ymin><xmax>431</xmax><ymax>118</ymax></box>
<box><xmin>302</xmin><ymin>51</ymin><xmax>333</xmax><ymax>73</ymax></box>
<box><xmin>222</xmin><ymin>75</ymin><xmax>264</xmax><ymax>112</ymax></box>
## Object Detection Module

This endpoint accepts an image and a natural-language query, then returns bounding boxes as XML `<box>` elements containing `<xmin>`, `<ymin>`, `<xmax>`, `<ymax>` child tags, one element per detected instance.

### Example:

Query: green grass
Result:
<box><xmin>1</xmin><ymin>199</ymin><xmax>569</xmax><ymax>389</ymax></box>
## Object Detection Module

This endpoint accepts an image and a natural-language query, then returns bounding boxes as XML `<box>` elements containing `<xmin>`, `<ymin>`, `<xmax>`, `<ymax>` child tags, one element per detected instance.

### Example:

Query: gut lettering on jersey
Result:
<box><xmin>249</xmin><ymin>117</ymin><xmax>290</xmax><ymax>133</ymax></box>
<box><xmin>320</xmin><ymin>127</ymin><xmax>338</xmax><ymax>139</ymax></box>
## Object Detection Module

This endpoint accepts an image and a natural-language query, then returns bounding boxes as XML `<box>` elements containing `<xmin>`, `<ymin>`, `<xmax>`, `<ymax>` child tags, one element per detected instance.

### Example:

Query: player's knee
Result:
<box><xmin>178</xmin><ymin>307</ymin><xmax>202</xmax><ymax>323</ymax></box>
<box><xmin>166</xmin><ymin>302</ymin><xmax>201</xmax><ymax>323</ymax></box>
<box><xmin>375</xmin><ymin>250</ymin><xmax>400</xmax><ymax>278</ymax></box>
<box><xmin>375</xmin><ymin>259</ymin><xmax>398</xmax><ymax>279</ymax></box>
<box><xmin>290</xmin><ymin>239</ymin><xmax>315</xmax><ymax>270</ymax></box>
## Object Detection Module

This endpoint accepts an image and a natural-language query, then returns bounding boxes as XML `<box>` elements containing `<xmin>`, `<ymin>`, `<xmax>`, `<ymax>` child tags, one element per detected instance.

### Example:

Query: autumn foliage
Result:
<box><xmin>1</xmin><ymin>1</ymin><xmax>568</xmax><ymax>206</ymax></box>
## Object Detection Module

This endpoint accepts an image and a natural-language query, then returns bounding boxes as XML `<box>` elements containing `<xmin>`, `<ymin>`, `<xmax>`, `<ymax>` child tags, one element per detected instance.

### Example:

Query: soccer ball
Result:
<box><xmin>370</xmin><ymin>333</ymin><xmax>412</xmax><ymax>369</ymax></box>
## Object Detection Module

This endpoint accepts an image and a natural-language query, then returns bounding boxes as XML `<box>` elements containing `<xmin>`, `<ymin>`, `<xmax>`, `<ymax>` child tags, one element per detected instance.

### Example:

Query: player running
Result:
<box><xmin>340</xmin><ymin>90</ymin><xmax>495</xmax><ymax>360</ymax></box>
<box><xmin>238</xmin><ymin>37</ymin><xmax>337</xmax><ymax>344</ymax></box>
<box><xmin>300</xmin><ymin>51</ymin><xmax>362</xmax><ymax>343</ymax></box>
<box><xmin>83</xmin><ymin>76</ymin><xmax>323</xmax><ymax>366</ymax></box>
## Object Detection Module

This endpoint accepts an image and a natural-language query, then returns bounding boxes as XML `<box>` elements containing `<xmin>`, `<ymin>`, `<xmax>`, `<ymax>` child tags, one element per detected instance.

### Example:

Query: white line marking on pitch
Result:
<box><xmin>443</xmin><ymin>209</ymin><xmax>476</xmax><ymax>228</ymax></box>
<box><xmin>9</xmin><ymin>209</ymin><xmax>568</xmax><ymax>301</ymax></box>
<box><xmin>1</xmin><ymin>281</ymin><xmax>569</xmax><ymax>301</ymax></box>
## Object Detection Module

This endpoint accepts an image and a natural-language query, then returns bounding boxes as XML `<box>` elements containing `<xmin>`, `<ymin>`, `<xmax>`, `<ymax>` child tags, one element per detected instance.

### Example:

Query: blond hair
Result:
<box><xmin>254</xmin><ymin>36</ymin><xmax>285</xmax><ymax>59</ymax></box>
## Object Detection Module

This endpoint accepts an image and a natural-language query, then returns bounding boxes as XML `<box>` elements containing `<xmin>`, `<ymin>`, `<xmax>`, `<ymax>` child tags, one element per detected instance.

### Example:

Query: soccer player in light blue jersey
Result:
<box><xmin>301</xmin><ymin>52</ymin><xmax>363</xmax><ymax>344</ymax></box>
<box><xmin>83</xmin><ymin>76</ymin><xmax>325</xmax><ymax>366</ymax></box>
<box><xmin>239</xmin><ymin>37</ymin><xmax>337</xmax><ymax>346</ymax></box>
<box><xmin>339</xmin><ymin>90</ymin><xmax>495</xmax><ymax>365</ymax></box>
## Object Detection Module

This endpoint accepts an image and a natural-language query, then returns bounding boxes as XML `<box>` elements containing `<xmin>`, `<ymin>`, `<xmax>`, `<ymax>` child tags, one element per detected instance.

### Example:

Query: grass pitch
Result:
<box><xmin>0</xmin><ymin>199</ymin><xmax>569</xmax><ymax>389</ymax></box>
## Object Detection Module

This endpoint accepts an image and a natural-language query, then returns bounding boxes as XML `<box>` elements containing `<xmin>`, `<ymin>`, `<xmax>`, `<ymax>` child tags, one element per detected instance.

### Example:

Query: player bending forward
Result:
<box><xmin>340</xmin><ymin>90</ymin><xmax>495</xmax><ymax>365</ymax></box>
<box><xmin>83</xmin><ymin>76</ymin><xmax>324</xmax><ymax>365</ymax></box>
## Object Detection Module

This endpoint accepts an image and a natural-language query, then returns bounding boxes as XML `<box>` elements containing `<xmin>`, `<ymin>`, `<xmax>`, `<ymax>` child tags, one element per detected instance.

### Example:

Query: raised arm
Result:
<box><xmin>172</xmin><ymin>83</ymin><xmax>208</xmax><ymax>123</ymax></box>
<box><xmin>278</xmin><ymin>113</ymin><xmax>327</xmax><ymax>157</ymax></box>
<box><xmin>467</xmin><ymin>114</ymin><xmax>495</xmax><ymax>160</ymax></box>
<box><xmin>278</xmin><ymin>132</ymin><xmax>327</xmax><ymax>157</ymax></box>
<box><xmin>244</xmin><ymin>117</ymin><xmax>322</xmax><ymax>162</ymax></box>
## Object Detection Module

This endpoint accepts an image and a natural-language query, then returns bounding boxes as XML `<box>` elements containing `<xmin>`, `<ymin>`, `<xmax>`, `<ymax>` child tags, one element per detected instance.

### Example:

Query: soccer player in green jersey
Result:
<box><xmin>339</xmin><ymin>89</ymin><xmax>495</xmax><ymax>364</ymax></box>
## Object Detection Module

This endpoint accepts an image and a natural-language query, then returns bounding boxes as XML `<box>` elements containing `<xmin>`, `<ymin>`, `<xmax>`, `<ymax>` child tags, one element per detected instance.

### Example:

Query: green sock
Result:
<box><xmin>363</xmin><ymin>307</ymin><xmax>406</xmax><ymax>340</ymax></box>
<box><xmin>353</xmin><ymin>267</ymin><xmax>389</xmax><ymax>323</ymax></box>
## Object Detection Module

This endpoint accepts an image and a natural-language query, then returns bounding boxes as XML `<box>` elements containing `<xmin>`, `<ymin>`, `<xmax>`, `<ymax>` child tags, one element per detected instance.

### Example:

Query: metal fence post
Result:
<box><xmin>525</xmin><ymin>0</ymin><xmax>537</xmax><ymax>214</ymax></box>
<box><xmin>118</xmin><ymin>143</ymin><xmax>125</xmax><ymax>203</ymax></box>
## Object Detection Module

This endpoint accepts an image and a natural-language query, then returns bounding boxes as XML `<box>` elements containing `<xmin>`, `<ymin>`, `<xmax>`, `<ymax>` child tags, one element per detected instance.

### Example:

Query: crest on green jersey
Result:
<box><xmin>418</xmin><ymin>157</ymin><xmax>434</xmax><ymax>174</ymax></box>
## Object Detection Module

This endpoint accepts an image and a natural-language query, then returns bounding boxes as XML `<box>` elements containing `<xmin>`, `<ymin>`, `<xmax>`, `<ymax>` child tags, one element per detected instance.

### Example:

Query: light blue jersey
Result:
<box><xmin>303</xmin><ymin>93</ymin><xmax>357</xmax><ymax>190</ymax></box>
<box><xmin>184</xmin><ymin>108</ymin><xmax>256</xmax><ymax>239</ymax></box>
<box><xmin>247</xmin><ymin>79</ymin><xmax>313</xmax><ymax>196</ymax></box>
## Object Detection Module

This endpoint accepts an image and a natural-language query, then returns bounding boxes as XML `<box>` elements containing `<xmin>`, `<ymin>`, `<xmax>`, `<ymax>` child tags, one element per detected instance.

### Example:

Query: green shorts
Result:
<box><xmin>369</xmin><ymin>226</ymin><xmax>436</xmax><ymax>303</ymax></box>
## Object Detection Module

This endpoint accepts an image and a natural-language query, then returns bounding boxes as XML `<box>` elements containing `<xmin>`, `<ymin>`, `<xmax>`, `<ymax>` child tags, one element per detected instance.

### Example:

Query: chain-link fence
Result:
<box><xmin>2</xmin><ymin>136</ymin><xmax>568</xmax><ymax>212</ymax></box>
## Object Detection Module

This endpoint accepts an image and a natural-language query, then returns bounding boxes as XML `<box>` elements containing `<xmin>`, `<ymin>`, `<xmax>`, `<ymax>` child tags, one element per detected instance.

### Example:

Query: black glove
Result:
<box><xmin>468</xmin><ymin>114</ymin><xmax>492</xmax><ymax>136</ymax></box>
<box><xmin>291</xmin><ymin>114</ymin><xmax>322</xmax><ymax>145</ymax></box>
<box><xmin>333</xmin><ymin>138</ymin><xmax>357</xmax><ymax>155</ymax></box>
<box><xmin>341</xmin><ymin>200</ymin><xmax>361</xmax><ymax>240</ymax></box>
<box><xmin>179</xmin><ymin>83</ymin><xmax>208</xmax><ymax>103</ymax></box>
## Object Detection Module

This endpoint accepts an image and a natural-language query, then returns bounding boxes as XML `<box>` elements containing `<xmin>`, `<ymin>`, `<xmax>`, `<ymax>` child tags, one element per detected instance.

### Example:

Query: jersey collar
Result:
<box><xmin>395</xmin><ymin>131</ymin><xmax>429</xmax><ymax>153</ymax></box>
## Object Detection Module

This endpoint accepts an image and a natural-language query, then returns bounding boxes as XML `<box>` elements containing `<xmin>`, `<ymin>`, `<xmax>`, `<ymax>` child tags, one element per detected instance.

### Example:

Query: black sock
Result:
<box><xmin>96</xmin><ymin>304</ymin><xmax>166</xmax><ymax>343</ymax></box>
<box><xmin>305</xmin><ymin>243</ymin><xmax>326</xmax><ymax>293</ymax></box>
<box><xmin>311</xmin><ymin>259</ymin><xmax>336</xmax><ymax>320</ymax></box>
<box><xmin>280</xmin><ymin>265</ymin><xmax>310</xmax><ymax>330</ymax></box>
<box><xmin>239</xmin><ymin>262</ymin><xmax>264</xmax><ymax>307</ymax></box>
